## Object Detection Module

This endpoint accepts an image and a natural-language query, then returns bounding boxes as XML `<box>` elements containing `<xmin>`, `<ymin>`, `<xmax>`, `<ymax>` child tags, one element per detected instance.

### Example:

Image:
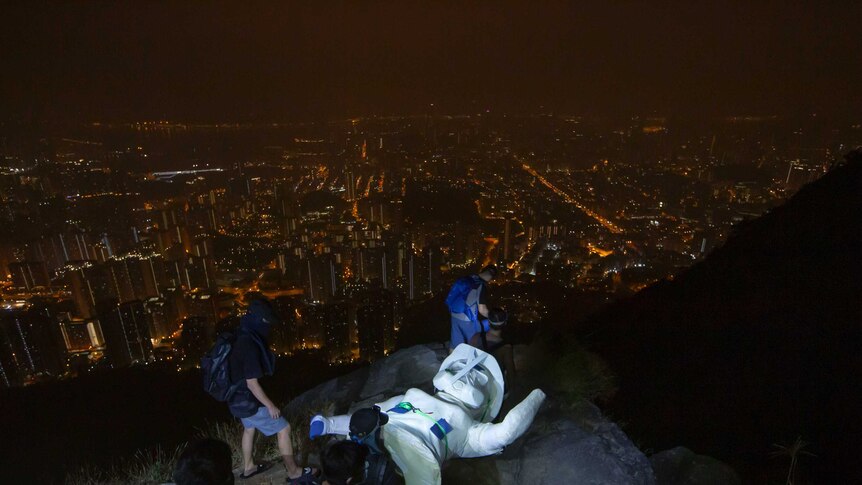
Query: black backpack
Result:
<box><xmin>201</xmin><ymin>331</ymin><xmax>241</xmax><ymax>402</ymax></box>
<box><xmin>363</xmin><ymin>452</ymin><xmax>402</xmax><ymax>485</ymax></box>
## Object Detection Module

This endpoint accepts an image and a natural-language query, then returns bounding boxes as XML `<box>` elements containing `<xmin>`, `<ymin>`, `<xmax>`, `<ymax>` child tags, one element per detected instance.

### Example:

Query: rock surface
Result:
<box><xmin>283</xmin><ymin>343</ymin><xmax>449</xmax><ymax>416</ymax></box>
<box><xmin>491</xmin><ymin>406</ymin><xmax>656</xmax><ymax>485</ymax></box>
<box><xmin>283</xmin><ymin>343</ymin><xmax>666</xmax><ymax>484</ymax></box>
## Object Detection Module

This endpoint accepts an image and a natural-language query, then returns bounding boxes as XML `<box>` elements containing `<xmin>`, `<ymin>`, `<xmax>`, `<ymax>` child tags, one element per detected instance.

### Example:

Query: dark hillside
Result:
<box><xmin>0</xmin><ymin>355</ymin><xmax>358</xmax><ymax>483</ymax></box>
<box><xmin>582</xmin><ymin>152</ymin><xmax>862</xmax><ymax>482</ymax></box>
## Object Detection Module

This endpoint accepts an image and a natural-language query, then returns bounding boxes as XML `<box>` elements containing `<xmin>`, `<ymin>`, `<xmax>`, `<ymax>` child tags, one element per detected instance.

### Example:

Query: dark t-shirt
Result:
<box><xmin>477</xmin><ymin>280</ymin><xmax>488</xmax><ymax>306</ymax></box>
<box><xmin>227</xmin><ymin>334</ymin><xmax>264</xmax><ymax>416</ymax></box>
<box><xmin>469</xmin><ymin>331</ymin><xmax>503</xmax><ymax>352</ymax></box>
<box><xmin>469</xmin><ymin>331</ymin><xmax>516</xmax><ymax>380</ymax></box>
<box><xmin>229</xmin><ymin>334</ymin><xmax>265</xmax><ymax>382</ymax></box>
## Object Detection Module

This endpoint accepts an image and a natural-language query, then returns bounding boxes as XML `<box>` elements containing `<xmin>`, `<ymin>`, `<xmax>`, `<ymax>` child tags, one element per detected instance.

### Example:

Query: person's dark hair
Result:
<box><xmin>487</xmin><ymin>307</ymin><xmax>508</xmax><ymax>328</ymax></box>
<box><xmin>173</xmin><ymin>438</ymin><xmax>234</xmax><ymax>485</ymax></box>
<box><xmin>322</xmin><ymin>440</ymin><xmax>368</xmax><ymax>485</ymax></box>
<box><xmin>480</xmin><ymin>264</ymin><xmax>498</xmax><ymax>279</ymax></box>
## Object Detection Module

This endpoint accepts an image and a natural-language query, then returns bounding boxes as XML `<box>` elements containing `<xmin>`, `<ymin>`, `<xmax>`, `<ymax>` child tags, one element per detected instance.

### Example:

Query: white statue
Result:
<box><xmin>310</xmin><ymin>344</ymin><xmax>546</xmax><ymax>485</ymax></box>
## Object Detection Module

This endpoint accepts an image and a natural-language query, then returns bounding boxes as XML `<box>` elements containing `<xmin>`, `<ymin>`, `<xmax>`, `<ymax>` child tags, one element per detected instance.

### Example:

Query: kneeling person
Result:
<box><xmin>320</xmin><ymin>438</ymin><xmax>402</xmax><ymax>485</ymax></box>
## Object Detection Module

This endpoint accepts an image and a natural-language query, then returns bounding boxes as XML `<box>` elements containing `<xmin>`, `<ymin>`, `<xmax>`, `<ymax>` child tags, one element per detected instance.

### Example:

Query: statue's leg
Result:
<box><xmin>309</xmin><ymin>414</ymin><xmax>351</xmax><ymax>438</ymax></box>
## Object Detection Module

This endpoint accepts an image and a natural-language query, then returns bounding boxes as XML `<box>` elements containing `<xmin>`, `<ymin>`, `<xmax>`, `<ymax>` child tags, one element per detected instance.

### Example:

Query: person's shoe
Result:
<box><xmin>287</xmin><ymin>466</ymin><xmax>319</xmax><ymax>484</ymax></box>
<box><xmin>239</xmin><ymin>462</ymin><xmax>271</xmax><ymax>479</ymax></box>
<box><xmin>309</xmin><ymin>415</ymin><xmax>327</xmax><ymax>439</ymax></box>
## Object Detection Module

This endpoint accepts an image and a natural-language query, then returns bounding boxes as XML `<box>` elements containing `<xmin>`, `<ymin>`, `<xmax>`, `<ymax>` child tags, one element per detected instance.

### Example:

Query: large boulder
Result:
<box><xmin>284</xmin><ymin>344</ymin><xmax>448</xmax><ymax>416</ymax></box>
<box><xmin>349</xmin><ymin>343</ymin><xmax>448</xmax><ymax>411</ymax></box>
<box><xmin>284</xmin><ymin>366</ymin><xmax>370</xmax><ymax>415</ymax></box>
<box><xmin>442</xmin><ymin>399</ymin><xmax>655</xmax><ymax>485</ymax></box>
<box><xmin>494</xmin><ymin>416</ymin><xmax>655</xmax><ymax>485</ymax></box>
<box><xmin>650</xmin><ymin>447</ymin><xmax>740</xmax><ymax>485</ymax></box>
<box><xmin>288</xmin><ymin>343</ymin><xmax>659</xmax><ymax>484</ymax></box>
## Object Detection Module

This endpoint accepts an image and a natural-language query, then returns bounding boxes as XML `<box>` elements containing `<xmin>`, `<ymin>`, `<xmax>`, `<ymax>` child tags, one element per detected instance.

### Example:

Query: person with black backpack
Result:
<box><xmin>318</xmin><ymin>437</ymin><xmax>403</xmax><ymax>485</ymax></box>
<box><xmin>444</xmin><ymin>264</ymin><xmax>497</xmax><ymax>353</ymax></box>
<box><xmin>202</xmin><ymin>298</ymin><xmax>317</xmax><ymax>483</ymax></box>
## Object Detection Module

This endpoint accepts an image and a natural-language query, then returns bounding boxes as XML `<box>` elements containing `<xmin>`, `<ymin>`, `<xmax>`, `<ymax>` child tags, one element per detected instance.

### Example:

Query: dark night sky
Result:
<box><xmin>2</xmin><ymin>1</ymin><xmax>861</xmax><ymax>121</ymax></box>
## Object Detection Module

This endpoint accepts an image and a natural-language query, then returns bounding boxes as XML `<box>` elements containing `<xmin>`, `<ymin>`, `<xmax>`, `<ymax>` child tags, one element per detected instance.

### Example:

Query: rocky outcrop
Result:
<box><xmin>581</xmin><ymin>154</ymin><xmax>862</xmax><ymax>482</ymax></box>
<box><xmin>283</xmin><ymin>343</ymin><xmax>449</xmax><ymax>416</ymax></box>
<box><xmin>495</xmin><ymin>416</ymin><xmax>655</xmax><ymax>484</ymax></box>
<box><xmin>285</xmin><ymin>343</ymin><xmax>665</xmax><ymax>484</ymax></box>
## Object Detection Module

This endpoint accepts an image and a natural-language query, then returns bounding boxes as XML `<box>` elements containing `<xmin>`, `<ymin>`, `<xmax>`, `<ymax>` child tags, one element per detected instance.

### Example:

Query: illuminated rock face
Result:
<box><xmin>496</xmin><ymin>418</ymin><xmax>655</xmax><ymax>485</ymax></box>
<box><xmin>286</xmin><ymin>344</ymin><xmax>667</xmax><ymax>484</ymax></box>
<box><xmin>284</xmin><ymin>343</ymin><xmax>449</xmax><ymax>417</ymax></box>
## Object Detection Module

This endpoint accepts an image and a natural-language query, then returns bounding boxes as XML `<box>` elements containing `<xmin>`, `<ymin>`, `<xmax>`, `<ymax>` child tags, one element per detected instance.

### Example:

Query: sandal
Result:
<box><xmin>239</xmin><ymin>462</ymin><xmax>272</xmax><ymax>479</ymax></box>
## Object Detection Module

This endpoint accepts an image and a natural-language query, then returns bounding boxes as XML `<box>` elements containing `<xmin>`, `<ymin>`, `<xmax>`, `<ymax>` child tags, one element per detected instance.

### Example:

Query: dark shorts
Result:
<box><xmin>240</xmin><ymin>406</ymin><xmax>289</xmax><ymax>436</ymax></box>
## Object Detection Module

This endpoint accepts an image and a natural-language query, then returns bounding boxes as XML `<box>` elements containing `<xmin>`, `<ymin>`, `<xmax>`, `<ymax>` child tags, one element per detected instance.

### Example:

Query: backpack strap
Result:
<box><xmin>366</xmin><ymin>453</ymin><xmax>387</xmax><ymax>485</ymax></box>
<box><xmin>465</xmin><ymin>275</ymin><xmax>486</xmax><ymax>321</ymax></box>
<box><xmin>239</xmin><ymin>328</ymin><xmax>276</xmax><ymax>376</ymax></box>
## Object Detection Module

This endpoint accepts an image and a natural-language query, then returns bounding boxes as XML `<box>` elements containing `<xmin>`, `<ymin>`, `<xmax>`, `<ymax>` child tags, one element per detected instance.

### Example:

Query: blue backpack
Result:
<box><xmin>201</xmin><ymin>331</ymin><xmax>242</xmax><ymax>402</ymax></box>
<box><xmin>445</xmin><ymin>275</ymin><xmax>482</xmax><ymax>319</ymax></box>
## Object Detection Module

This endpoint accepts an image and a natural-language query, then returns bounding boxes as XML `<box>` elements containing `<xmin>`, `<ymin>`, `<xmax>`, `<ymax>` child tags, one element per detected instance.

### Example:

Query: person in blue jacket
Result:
<box><xmin>445</xmin><ymin>264</ymin><xmax>497</xmax><ymax>352</ymax></box>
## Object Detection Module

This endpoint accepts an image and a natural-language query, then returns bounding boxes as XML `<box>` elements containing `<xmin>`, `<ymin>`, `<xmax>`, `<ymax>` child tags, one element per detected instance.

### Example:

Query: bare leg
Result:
<box><xmin>277</xmin><ymin>424</ymin><xmax>302</xmax><ymax>478</ymax></box>
<box><xmin>242</xmin><ymin>426</ymin><xmax>257</xmax><ymax>474</ymax></box>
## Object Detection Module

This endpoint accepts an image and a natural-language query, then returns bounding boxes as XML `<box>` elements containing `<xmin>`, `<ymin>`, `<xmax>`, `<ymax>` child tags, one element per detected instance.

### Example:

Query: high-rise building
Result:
<box><xmin>276</xmin><ymin>252</ymin><xmax>304</xmax><ymax>288</ymax></box>
<box><xmin>121</xmin><ymin>254</ymin><xmax>167</xmax><ymax>300</ymax></box>
<box><xmin>8</xmin><ymin>261</ymin><xmax>51</xmax><ymax>291</ymax></box>
<box><xmin>345</xmin><ymin>169</ymin><xmax>357</xmax><ymax>202</ymax></box>
<box><xmin>58</xmin><ymin>312</ymin><xmax>104</xmax><ymax>352</ymax></box>
<box><xmin>67</xmin><ymin>262</ymin><xmax>108</xmax><ymax>318</ymax></box>
<box><xmin>502</xmin><ymin>217</ymin><xmax>515</xmax><ymax>263</ymax></box>
<box><xmin>322</xmin><ymin>301</ymin><xmax>350</xmax><ymax>363</ymax></box>
<box><xmin>66</xmin><ymin>258</ymin><xmax>146</xmax><ymax>317</ymax></box>
<box><xmin>25</xmin><ymin>237</ymin><xmax>65</xmax><ymax>274</ymax></box>
<box><xmin>185</xmin><ymin>291</ymin><xmax>218</xmax><ymax>325</ymax></box>
<box><xmin>63</xmin><ymin>231</ymin><xmax>94</xmax><ymax>262</ymax></box>
<box><xmin>228</xmin><ymin>176</ymin><xmax>252</xmax><ymax>199</ymax></box>
<box><xmin>98</xmin><ymin>300</ymin><xmax>153</xmax><ymax>367</ymax></box>
<box><xmin>407</xmin><ymin>247</ymin><xmax>443</xmax><ymax>299</ymax></box>
<box><xmin>0</xmin><ymin>326</ymin><xmax>18</xmax><ymax>387</ymax></box>
<box><xmin>182</xmin><ymin>255</ymin><xmax>218</xmax><ymax>290</ymax></box>
<box><xmin>303</xmin><ymin>254</ymin><xmax>339</xmax><ymax>303</ymax></box>
<box><xmin>165</xmin><ymin>259</ymin><xmax>185</xmax><ymax>289</ymax></box>
<box><xmin>356</xmin><ymin>289</ymin><xmax>394</xmax><ymax>361</ymax></box>
<box><xmin>0</xmin><ymin>306</ymin><xmax>65</xmax><ymax>382</ymax></box>
<box><xmin>176</xmin><ymin>315</ymin><xmax>211</xmax><ymax>363</ymax></box>
<box><xmin>107</xmin><ymin>259</ymin><xmax>136</xmax><ymax>303</ymax></box>
<box><xmin>355</xmin><ymin>247</ymin><xmax>386</xmax><ymax>285</ymax></box>
<box><xmin>359</xmin><ymin>198</ymin><xmax>391</xmax><ymax>226</ymax></box>
<box><xmin>300</xmin><ymin>303</ymin><xmax>326</xmax><ymax>349</ymax></box>
<box><xmin>270</xmin><ymin>296</ymin><xmax>301</xmax><ymax>353</ymax></box>
<box><xmin>143</xmin><ymin>298</ymin><xmax>173</xmax><ymax>341</ymax></box>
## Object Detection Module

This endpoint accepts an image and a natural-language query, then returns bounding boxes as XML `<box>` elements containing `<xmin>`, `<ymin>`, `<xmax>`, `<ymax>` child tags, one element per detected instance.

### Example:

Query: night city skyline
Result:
<box><xmin>2</xmin><ymin>2</ymin><xmax>862</xmax><ymax>484</ymax></box>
